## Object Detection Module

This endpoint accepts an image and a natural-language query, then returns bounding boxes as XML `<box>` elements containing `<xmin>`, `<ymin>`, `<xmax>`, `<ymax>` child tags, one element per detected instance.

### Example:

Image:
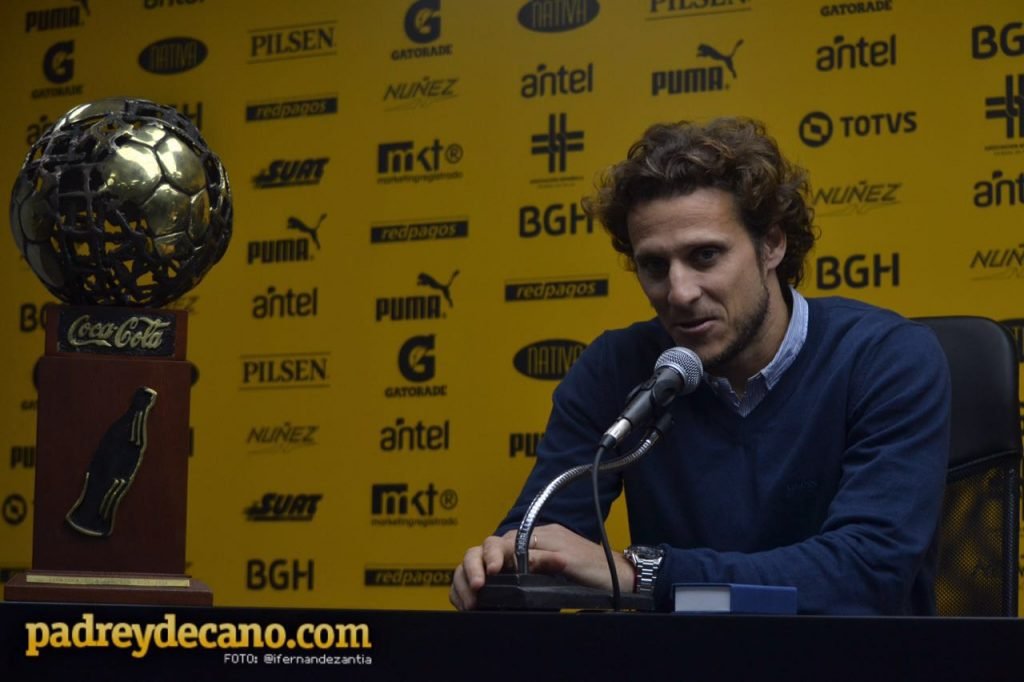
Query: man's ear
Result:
<box><xmin>763</xmin><ymin>225</ymin><xmax>787</xmax><ymax>271</ymax></box>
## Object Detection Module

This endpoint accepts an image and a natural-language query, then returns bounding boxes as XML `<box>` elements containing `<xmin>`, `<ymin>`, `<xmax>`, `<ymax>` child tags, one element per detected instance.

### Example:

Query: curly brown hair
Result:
<box><xmin>583</xmin><ymin>117</ymin><xmax>816</xmax><ymax>288</ymax></box>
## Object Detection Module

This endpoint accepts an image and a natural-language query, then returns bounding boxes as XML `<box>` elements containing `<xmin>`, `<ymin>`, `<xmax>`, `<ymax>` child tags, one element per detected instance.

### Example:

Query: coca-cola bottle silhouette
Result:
<box><xmin>66</xmin><ymin>387</ymin><xmax>157</xmax><ymax>537</ymax></box>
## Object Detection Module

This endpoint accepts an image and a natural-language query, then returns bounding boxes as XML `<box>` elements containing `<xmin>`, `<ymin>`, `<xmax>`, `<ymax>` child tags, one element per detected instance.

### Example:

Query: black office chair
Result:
<box><xmin>915</xmin><ymin>316</ymin><xmax>1022</xmax><ymax>617</ymax></box>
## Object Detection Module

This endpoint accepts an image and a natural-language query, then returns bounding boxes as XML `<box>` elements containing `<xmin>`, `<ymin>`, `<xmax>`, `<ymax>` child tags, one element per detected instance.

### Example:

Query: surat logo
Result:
<box><xmin>377</xmin><ymin>139</ymin><xmax>463</xmax><ymax>183</ymax></box>
<box><xmin>371</xmin><ymin>218</ymin><xmax>469</xmax><ymax>244</ymax></box>
<box><xmin>518</xmin><ymin>0</ymin><xmax>599</xmax><ymax>32</ymax></box>
<box><xmin>139</xmin><ymin>37</ymin><xmax>207</xmax><ymax>74</ymax></box>
<box><xmin>973</xmin><ymin>170</ymin><xmax>1024</xmax><ymax>207</ymax></box>
<box><xmin>970</xmin><ymin>243</ymin><xmax>1024</xmax><ymax>280</ymax></box>
<box><xmin>246</xmin><ymin>422</ymin><xmax>320</xmax><ymax>454</ymax></box>
<box><xmin>25</xmin><ymin>1</ymin><xmax>88</xmax><ymax>32</ymax></box>
<box><xmin>392</xmin><ymin>0</ymin><xmax>453</xmax><ymax>60</ymax></box>
<box><xmin>245</xmin><ymin>493</ymin><xmax>322</xmax><ymax>521</ymax></box>
<box><xmin>249</xmin><ymin>21</ymin><xmax>336</xmax><ymax>63</ymax></box>
<box><xmin>247</xmin><ymin>214</ymin><xmax>326</xmax><ymax>265</ymax></box>
<box><xmin>812</xmin><ymin>180</ymin><xmax>902</xmax><ymax>216</ymax></box>
<box><xmin>648</xmin><ymin>0</ymin><xmax>751</xmax><ymax>19</ymax></box>
<box><xmin>253</xmin><ymin>158</ymin><xmax>329</xmax><ymax>189</ymax></box>
<box><xmin>529</xmin><ymin>114</ymin><xmax>584</xmax><ymax>187</ymax></box>
<box><xmin>375</xmin><ymin>270</ymin><xmax>459</xmax><ymax>321</ymax></box>
<box><xmin>383</xmin><ymin>76</ymin><xmax>458</xmax><ymax>111</ymax></box>
<box><xmin>815</xmin><ymin>34</ymin><xmax>896</xmax><ymax>71</ymax></box>
<box><xmin>246</xmin><ymin>95</ymin><xmax>338</xmax><ymax>122</ymax></box>
<box><xmin>520</xmin><ymin>63</ymin><xmax>593</xmax><ymax>98</ymax></box>
<box><xmin>513</xmin><ymin>339</ymin><xmax>586</xmax><ymax>380</ymax></box>
<box><xmin>652</xmin><ymin>39</ymin><xmax>742</xmax><ymax>95</ymax></box>
<box><xmin>34</xmin><ymin>40</ymin><xmax>83</xmax><ymax>99</ymax></box>
<box><xmin>504</xmin><ymin>276</ymin><xmax>608</xmax><ymax>301</ymax></box>
<box><xmin>799</xmin><ymin>110</ymin><xmax>916</xmax><ymax>147</ymax></box>
<box><xmin>240</xmin><ymin>352</ymin><xmax>330</xmax><ymax>390</ymax></box>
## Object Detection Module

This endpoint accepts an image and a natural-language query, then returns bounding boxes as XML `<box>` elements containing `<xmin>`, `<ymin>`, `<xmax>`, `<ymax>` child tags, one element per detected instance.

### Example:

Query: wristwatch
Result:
<box><xmin>623</xmin><ymin>545</ymin><xmax>665</xmax><ymax>594</ymax></box>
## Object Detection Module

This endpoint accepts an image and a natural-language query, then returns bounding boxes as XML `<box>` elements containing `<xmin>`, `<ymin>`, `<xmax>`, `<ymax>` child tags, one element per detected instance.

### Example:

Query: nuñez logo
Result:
<box><xmin>970</xmin><ymin>243</ymin><xmax>1024</xmax><ymax>280</ymax></box>
<box><xmin>513</xmin><ymin>340</ymin><xmax>586</xmax><ymax>380</ymax></box>
<box><xmin>139</xmin><ymin>37</ymin><xmax>207</xmax><ymax>74</ymax></box>
<box><xmin>246</xmin><ymin>422</ymin><xmax>320</xmax><ymax>454</ymax></box>
<box><xmin>812</xmin><ymin>180</ymin><xmax>902</xmax><ymax>217</ymax></box>
<box><xmin>518</xmin><ymin>0</ymin><xmax>599</xmax><ymax>32</ymax></box>
<box><xmin>375</xmin><ymin>270</ymin><xmax>459</xmax><ymax>321</ymax></box>
<box><xmin>383</xmin><ymin>76</ymin><xmax>458</xmax><ymax>111</ymax></box>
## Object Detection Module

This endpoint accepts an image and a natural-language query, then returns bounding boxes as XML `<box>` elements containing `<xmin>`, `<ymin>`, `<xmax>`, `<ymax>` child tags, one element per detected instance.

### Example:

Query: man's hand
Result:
<box><xmin>449</xmin><ymin>524</ymin><xmax>636</xmax><ymax>611</ymax></box>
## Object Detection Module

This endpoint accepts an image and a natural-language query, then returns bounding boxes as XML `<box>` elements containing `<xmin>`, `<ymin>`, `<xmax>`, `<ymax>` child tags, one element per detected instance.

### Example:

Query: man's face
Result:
<box><xmin>627</xmin><ymin>188</ymin><xmax>787</xmax><ymax>382</ymax></box>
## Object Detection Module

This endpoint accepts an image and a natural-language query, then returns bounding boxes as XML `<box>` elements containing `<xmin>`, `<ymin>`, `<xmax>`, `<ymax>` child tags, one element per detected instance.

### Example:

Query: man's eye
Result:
<box><xmin>693</xmin><ymin>248</ymin><xmax>720</xmax><ymax>265</ymax></box>
<box><xmin>637</xmin><ymin>258</ymin><xmax>668</xmax><ymax>277</ymax></box>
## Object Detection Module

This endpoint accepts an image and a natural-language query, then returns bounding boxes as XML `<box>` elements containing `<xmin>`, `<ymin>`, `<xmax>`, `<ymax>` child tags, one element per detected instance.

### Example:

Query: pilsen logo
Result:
<box><xmin>57</xmin><ymin>309</ymin><xmax>175</xmax><ymax>356</ymax></box>
<box><xmin>138</xmin><ymin>37</ymin><xmax>207</xmax><ymax>75</ymax></box>
<box><xmin>518</xmin><ymin>0</ymin><xmax>599</xmax><ymax>32</ymax></box>
<box><xmin>513</xmin><ymin>339</ymin><xmax>585</xmax><ymax>379</ymax></box>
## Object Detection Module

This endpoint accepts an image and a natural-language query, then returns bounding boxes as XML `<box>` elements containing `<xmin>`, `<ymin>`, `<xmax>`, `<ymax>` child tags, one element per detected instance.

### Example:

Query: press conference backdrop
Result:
<box><xmin>0</xmin><ymin>0</ymin><xmax>1021</xmax><ymax>611</ymax></box>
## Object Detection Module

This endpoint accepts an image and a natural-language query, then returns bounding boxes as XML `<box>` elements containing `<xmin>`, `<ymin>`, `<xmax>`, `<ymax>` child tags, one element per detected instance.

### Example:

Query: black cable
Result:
<box><xmin>591</xmin><ymin>443</ymin><xmax>621</xmax><ymax>611</ymax></box>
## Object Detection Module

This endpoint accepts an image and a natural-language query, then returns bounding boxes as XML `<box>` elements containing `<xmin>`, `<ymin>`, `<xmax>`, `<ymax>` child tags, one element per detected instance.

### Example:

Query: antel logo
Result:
<box><xmin>513</xmin><ymin>339</ymin><xmax>586</xmax><ymax>380</ymax></box>
<box><xmin>139</xmin><ymin>37</ymin><xmax>207</xmax><ymax>75</ymax></box>
<box><xmin>518</xmin><ymin>0</ymin><xmax>599</xmax><ymax>33</ymax></box>
<box><xmin>973</xmin><ymin>171</ymin><xmax>1024</xmax><ymax>208</ymax></box>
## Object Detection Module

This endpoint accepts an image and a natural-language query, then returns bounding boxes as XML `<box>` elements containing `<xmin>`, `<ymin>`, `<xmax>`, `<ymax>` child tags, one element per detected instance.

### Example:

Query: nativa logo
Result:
<box><xmin>514</xmin><ymin>339</ymin><xmax>585</xmax><ymax>380</ymax></box>
<box><xmin>139</xmin><ymin>37</ymin><xmax>207</xmax><ymax>75</ymax></box>
<box><xmin>518</xmin><ymin>0</ymin><xmax>599</xmax><ymax>33</ymax></box>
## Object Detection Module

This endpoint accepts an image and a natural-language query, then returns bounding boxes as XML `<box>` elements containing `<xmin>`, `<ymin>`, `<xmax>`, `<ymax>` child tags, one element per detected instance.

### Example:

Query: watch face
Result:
<box><xmin>630</xmin><ymin>546</ymin><xmax>663</xmax><ymax>561</ymax></box>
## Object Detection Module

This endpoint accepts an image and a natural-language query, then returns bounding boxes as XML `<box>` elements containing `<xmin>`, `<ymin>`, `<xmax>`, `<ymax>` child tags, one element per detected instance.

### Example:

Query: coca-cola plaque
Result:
<box><xmin>57</xmin><ymin>308</ymin><xmax>176</xmax><ymax>356</ymax></box>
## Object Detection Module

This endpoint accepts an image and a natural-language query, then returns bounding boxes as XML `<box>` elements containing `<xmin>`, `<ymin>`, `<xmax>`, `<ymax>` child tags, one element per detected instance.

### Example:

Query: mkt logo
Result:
<box><xmin>393</xmin><ymin>0</ymin><xmax>453</xmax><ymax>60</ymax></box>
<box><xmin>247</xmin><ymin>214</ymin><xmax>326</xmax><ymax>265</ymax></box>
<box><xmin>253</xmin><ymin>158</ymin><xmax>329</xmax><ymax>189</ymax></box>
<box><xmin>370</xmin><ymin>482</ymin><xmax>458</xmax><ymax>522</ymax></box>
<box><xmin>513</xmin><ymin>339</ymin><xmax>586</xmax><ymax>380</ymax></box>
<box><xmin>375</xmin><ymin>270</ymin><xmax>459</xmax><ymax>322</ymax></box>
<box><xmin>249</xmin><ymin>21</ymin><xmax>336</xmax><ymax>64</ymax></box>
<box><xmin>244</xmin><ymin>493</ymin><xmax>323</xmax><ymax>521</ymax></box>
<box><xmin>518</xmin><ymin>0</ymin><xmax>599</xmax><ymax>33</ymax></box>
<box><xmin>652</xmin><ymin>39</ymin><xmax>743</xmax><ymax>96</ymax></box>
<box><xmin>377</xmin><ymin>139</ymin><xmax>463</xmax><ymax>184</ymax></box>
<box><xmin>799</xmin><ymin>110</ymin><xmax>916</xmax><ymax>147</ymax></box>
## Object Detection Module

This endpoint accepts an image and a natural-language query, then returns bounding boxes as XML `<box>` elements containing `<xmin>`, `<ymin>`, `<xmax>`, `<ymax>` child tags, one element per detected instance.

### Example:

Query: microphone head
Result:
<box><xmin>655</xmin><ymin>346</ymin><xmax>703</xmax><ymax>396</ymax></box>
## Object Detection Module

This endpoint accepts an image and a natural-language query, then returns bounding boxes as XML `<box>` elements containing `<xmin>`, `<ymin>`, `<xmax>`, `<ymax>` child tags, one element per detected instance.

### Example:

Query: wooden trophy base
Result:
<box><xmin>4</xmin><ymin>570</ymin><xmax>212</xmax><ymax>606</ymax></box>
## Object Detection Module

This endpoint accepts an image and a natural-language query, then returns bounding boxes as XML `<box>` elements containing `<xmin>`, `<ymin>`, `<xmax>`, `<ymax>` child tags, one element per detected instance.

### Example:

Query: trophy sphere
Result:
<box><xmin>9</xmin><ymin>97</ymin><xmax>232</xmax><ymax>307</ymax></box>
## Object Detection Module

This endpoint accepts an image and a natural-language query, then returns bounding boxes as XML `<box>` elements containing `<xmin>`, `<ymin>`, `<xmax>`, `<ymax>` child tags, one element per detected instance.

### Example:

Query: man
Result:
<box><xmin>450</xmin><ymin>118</ymin><xmax>950</xmax><ymax>614</ymax></box>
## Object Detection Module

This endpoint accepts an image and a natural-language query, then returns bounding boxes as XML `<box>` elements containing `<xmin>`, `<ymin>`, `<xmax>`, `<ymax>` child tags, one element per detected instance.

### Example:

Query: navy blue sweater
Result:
<box><xmin>499</xmin><ymin>297</ymin><xmax>951</xmax><ymax>614</ymax></box>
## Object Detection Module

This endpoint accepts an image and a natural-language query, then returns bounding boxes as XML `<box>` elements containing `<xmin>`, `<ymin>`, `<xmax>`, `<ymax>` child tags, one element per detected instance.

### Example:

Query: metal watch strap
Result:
<box><xmin>624</xmin><ymin>545</ymin><xmax>664</xmax><ymax>594</ymax></box>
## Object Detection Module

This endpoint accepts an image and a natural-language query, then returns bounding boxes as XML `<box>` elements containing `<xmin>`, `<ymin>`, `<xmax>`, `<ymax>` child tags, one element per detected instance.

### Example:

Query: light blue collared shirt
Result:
<box><xmin>703</xmin><ymin>288</ymin><xmax>809</xmax><ymax>417</ymax></box>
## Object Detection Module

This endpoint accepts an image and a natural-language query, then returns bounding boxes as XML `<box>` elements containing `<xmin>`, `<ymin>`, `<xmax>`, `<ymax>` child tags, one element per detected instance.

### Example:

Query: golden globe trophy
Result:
<box><xmin>4</xmin><ymin>98</ymin><xmax>231</xmax><ymax>605</ymax></box>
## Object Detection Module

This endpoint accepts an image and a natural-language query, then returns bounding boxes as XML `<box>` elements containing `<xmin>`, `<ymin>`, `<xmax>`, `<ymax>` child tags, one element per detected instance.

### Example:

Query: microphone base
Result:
<box><xmin>476</xmin><ymin>573</ymin><xmax>655</xmax><ymax>612</ymax></box>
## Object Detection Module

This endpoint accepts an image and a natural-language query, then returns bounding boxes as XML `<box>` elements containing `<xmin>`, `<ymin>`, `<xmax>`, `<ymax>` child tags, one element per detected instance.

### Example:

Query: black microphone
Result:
<box><xmin>599</xmin><ymin>347</ymin><xmax>702</xmax><ymax>449</ymax></box>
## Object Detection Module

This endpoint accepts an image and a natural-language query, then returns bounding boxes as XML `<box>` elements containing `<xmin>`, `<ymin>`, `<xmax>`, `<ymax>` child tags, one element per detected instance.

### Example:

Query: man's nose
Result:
<box><xmin>666</xmin><ymin>264</ymin><xmax>701</xmax><ymax>307</ymax></box>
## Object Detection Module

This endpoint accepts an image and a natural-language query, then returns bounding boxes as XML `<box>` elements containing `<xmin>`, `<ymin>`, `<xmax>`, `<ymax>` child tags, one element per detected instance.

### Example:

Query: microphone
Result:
<box><xmin>599</xmin><ymin>346</ymin><xmax>702</xmax><ymax>449</ymax></box>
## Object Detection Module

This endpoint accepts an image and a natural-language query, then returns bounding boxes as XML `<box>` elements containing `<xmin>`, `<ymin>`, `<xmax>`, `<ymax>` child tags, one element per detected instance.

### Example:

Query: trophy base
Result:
<box><xmin>3</xmin><ymin>570</ymin><xmax>212</xmax><ymax>606</ymax></box>
<box><xmin>476</xmin><ymin>573</ymin><xmax>655</xmax><ymax>612</ymax></box>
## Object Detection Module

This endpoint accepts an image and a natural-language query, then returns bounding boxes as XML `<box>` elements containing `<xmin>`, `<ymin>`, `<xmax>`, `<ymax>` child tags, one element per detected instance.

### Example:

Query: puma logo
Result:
<box><xmin>697</xmin><ymin>39</ymin><xmax>744</xmax><ymax>79</ymax></box>
<box><xmin>286</xmin><ymin>213</ymin><xmax>327</xmax><ymax>250</ymax></box>
<box><xmin>417</xmin><ymin>270</ymin><xmax>459</xmax><ymax>307</ymax></box>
